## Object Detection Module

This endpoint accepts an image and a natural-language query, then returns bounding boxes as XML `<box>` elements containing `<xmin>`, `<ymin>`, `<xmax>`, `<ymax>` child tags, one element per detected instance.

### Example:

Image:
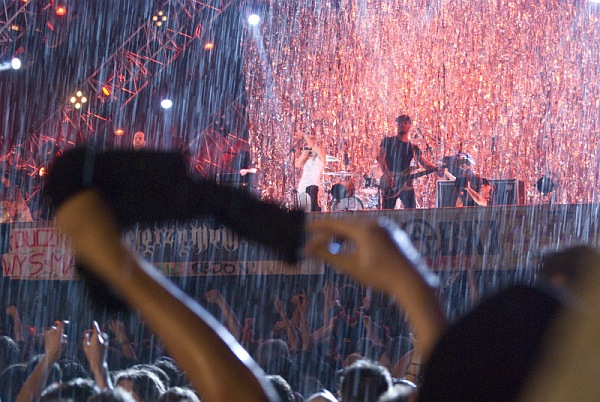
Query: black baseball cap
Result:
<box><xmin>396</xmin><ymin>115</ymin><xmax>412</xmax><ymax>124</ymax></box>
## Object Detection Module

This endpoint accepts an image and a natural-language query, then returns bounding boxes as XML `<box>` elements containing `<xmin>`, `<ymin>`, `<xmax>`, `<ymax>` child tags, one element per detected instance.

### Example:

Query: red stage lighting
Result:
<box><xmin>55</xmin><ymin>6</ymin><xmax>67</xmax><ymax>16</ymax></box>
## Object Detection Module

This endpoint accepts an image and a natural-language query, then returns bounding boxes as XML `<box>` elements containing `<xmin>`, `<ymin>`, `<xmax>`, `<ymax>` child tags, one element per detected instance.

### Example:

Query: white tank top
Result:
<box><xmin>297</xmin><ymin>154</ymin><xmax>324</xmax><ymax>193</ymax></box>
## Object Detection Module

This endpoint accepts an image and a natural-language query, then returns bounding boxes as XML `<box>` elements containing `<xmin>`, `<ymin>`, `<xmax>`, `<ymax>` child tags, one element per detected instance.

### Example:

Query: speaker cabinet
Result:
<box><xmin>491</xmin><ymin>179</ymin><xmax>525</xmax><ymax>206</ymax></box>
<box><xmin>436</xmin><ymin>181</ymin><xmax>459</xmax><ymax>208</ymax></box>
<box><xmin>436</xmin><ymin>179</ymin><xmax>525</xmax><ymax>207</ymax></box>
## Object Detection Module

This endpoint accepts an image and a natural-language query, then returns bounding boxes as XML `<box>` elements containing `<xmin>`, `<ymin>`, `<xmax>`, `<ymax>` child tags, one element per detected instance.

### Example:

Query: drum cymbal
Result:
<box><xmin>323</xmin><ymin>171</ymin><xmax>358</xmax><ymax>176</ymax></box>
<box><xmin>361</xmin><ymin>188</ymin><xmax>379</xmax><ymax>195</ymax></box>
<box><xmin>326</xmin><ymin>155</ymin><xmax>339</xmax><ymax>162</ymax></box>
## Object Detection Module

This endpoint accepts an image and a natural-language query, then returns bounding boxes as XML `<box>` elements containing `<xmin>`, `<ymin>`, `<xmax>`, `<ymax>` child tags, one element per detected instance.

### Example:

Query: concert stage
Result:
<box><xmin>2</xmin><ymin>203</ymin><xmax>599</xmax><ymax>280</ymax></box>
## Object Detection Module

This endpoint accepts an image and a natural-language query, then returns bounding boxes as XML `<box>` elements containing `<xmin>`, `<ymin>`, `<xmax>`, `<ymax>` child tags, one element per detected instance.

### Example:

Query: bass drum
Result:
<box><xmin>330</xmin><ymin>196</ymin><xmax>364</xmax><ymax>211</ymax></box>
<box><xmin>331</xmin><ymin>180</ymin><xmax>355</xmax><ymax>201</ymax></box>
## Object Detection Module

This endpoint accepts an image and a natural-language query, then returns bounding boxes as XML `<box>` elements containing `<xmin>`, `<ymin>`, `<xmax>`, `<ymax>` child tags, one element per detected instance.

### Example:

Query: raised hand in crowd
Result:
<box><xmin>360</xmin><ymin>314</ymin><xmax>384</xmax><ymax>348</ymax></box>
<box><xmin>241</xmin><ymin>317</ymin><xmax>256</xmax><ymax>348</ymax></box>
<box><xmin>108</xmin><ymin>318</ymin><xmax>137</xmax><ymax>362</ymax></box>
<box><xmin>309</xmin><ymin>283</ymin><xmax>341</xmax><ymax>346</ymax></box>
<box><xmin>83</xmin><ymin>321</ymin><xmax>112</xmax><ymax>391</ymax></box>
<box><xmin>16</xmin><ymin>321</ymin><xmax>66</xmax><ymax>402</ymax></box>
<box><xmin>205</xmin><ymin>289</ymin><xmax>242</xmax><ymax>341</ymax></box>
<box><xmin>273</xmin><ymin>296</ymin><xmax>300</xmax><ymax>352</ymax></box>
<box><xmin>291</xmin><ymin>290</ymin><xmax>311</xmax><ymax>352</ymax></box>
<box><xmin>6</xmin><ymin>305</ymin><xmax>24</xmax><ymax>342</ymax></box>
<box><xmin>305</xmin><ymin>217</ymin><xmax>446</xmax><ymax>362</ymax></box>
<box><xmin>321</xmin><ymin>282</ymin><xmax>341</xmax><ymax>317</ymax></box>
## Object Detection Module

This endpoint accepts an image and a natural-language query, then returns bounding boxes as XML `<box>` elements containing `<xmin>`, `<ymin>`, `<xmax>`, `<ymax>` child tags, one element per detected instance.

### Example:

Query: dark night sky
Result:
<box><xmin>0</xmin><ymin>0</ymin><xmax>247</xmax><ymax>154</ymax></box>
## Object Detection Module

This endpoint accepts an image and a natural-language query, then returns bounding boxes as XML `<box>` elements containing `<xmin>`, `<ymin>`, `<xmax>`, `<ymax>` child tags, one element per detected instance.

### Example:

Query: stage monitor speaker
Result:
<box><xmin>436</xmin><ymin>181</ymin><xmax>458</xmax><ymax>208</ymax></box>
<box><xmin>491</xmin><ymin>179</ymin><xmax>525</xmax><ymax>206</ymax></box>
<box><xmin>436</xmin><ymin>179</ymin><xmax>525</xmax><ymax>207</ymax></box>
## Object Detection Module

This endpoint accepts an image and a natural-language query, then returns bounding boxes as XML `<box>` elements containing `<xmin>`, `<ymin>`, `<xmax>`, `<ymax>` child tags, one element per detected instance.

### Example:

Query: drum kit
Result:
<box><xmin>322</xmin><ymin>160</ymin><xmax>381</xmax><ymax>211</ymax></box>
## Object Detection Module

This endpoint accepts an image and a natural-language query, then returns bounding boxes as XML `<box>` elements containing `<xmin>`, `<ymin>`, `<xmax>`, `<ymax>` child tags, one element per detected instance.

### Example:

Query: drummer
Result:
<box><xmin>295</xmin><ymin>132</ymin><xmax>326</xmax><ymax>212</ymax></box>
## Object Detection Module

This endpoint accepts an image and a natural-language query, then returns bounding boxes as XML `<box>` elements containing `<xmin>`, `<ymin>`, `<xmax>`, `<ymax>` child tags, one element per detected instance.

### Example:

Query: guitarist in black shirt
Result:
<box><xmin>377</xmin><ymin>115</ymin><xmax>442</xmax><ymax>209</ymax></box>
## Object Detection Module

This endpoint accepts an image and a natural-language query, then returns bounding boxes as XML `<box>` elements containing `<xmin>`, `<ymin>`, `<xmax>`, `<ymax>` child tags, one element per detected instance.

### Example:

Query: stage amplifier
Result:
<box><xmin>436</xmin><ymin>179</ymin><xmax>525</xmax><ymax>207</ymax></box>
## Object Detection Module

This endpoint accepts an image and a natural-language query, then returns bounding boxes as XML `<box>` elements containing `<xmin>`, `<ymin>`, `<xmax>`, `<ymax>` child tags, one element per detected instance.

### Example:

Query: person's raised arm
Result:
<box><xmin>290</xmin><ymin>291</ymin><xmax>311</xmax><ymax>352</ymax></box>
<box><xmin>108</xmin><ymin>318</ymin><xmax>138</xmax><ymax>362</ymax></box>
<box><xmin>83</xmin><ymin>321</ymin><xmax>113</xmax><ymax>391</ymax></box>
<box><xmin>295</xmin><ymin>150</ymin><xmax>309</xmax><ymax>168</ymax></box>
<box><xmin>305</xmin><ymin>133</ymin><xmax>326</xmax><ymax>164</ymax></box>
<box><xmin>309</xmin><ymin>283</ymin><xmax>339</xmax><ymax>344</ymax></box>
<box><xmin>205</xmin><ymin>289</ymin><xmax>242</xmax><ymax>341</ymax></box>
<box><xmin>6</xmin><ymin>305</ymin><xmax>24</xmax><ymax>342</ymax></box>
<box><xmin>16</xmin><ymin>321</ymin><xmax>65</xmax><ymax>402</ymax></box>
<box><xmin>273</xmin><ymin>296</ymin><xmax>300</xmax><ymax>352</ymax></box>
<box><xmin>54</xmin><ymin>189</ymin><xmax>278</xmax><ymax>402</ymax></box>
<box><xmin>443</xmin><ymin>168</ymin><xmax>456</xmax><ymax>181</ymax></box>
<box><xmin>305</xmin><ymin>217</ymin><xmax>446</xmax><ymax>362</ymax></box>
<box><xmin>361</xmin><ymin>314</ymin><xmax>384</xmax><ymax>347</ymax></box>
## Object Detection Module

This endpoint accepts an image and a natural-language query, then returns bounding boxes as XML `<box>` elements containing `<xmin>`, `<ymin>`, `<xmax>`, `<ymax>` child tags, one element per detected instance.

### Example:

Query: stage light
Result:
<box><xmin>204</xmin><ymin>42</ymin><xmax>214</xmax><ymax>50</ymax></box>
<box><xmin>114</xmin><ymin>128</ymin><xmax>125</xmax><ymax>136</ymax></box>
<box><xmin>102</xmin><ymin>86</ymin><xmax>111</xmax><ymax>96</ymax></box>
<box><xmin>11</xmin><ymin>58</ymin><xmax>21</xmax><ymax>70</ymax></box>
<box><xmin>152</xmin><ymin>11</ymin><xmax>167</xmax><ymax>26</ymax></box>
<box><xmin>160</xmin><ymin>99</ymin><xmax>173</xmax><ymax>109</ymax></box>
<box><xmin>55</xmin><ymin>5</ymin><xmax>67</xmax><ymax>16</ymax></box>
<box><xmin>248</xmin><ymin>14</ymin><xmax>260</xmax><ymax>26</ymax></box>
<box><xmin>70</xmin><ymin>90</ymin><xmax>87</xmax><ymax>110</ymax></box>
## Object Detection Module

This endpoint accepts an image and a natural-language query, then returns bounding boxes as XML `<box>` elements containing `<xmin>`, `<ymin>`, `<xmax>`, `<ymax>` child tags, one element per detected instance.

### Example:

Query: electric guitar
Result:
<box><xmin>381</xmin><ymin>166</ymin><xmax>442</xmax><ymax>199</ymax></box>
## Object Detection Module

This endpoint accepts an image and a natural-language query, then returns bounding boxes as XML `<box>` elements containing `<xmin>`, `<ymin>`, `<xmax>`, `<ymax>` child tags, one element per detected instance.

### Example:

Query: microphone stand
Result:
<box><xmin>288</xmin><ymin>137</ymin><xmax>302</xmax><ymax>209</ymax></box>
<box><xmin>418</xmin><ymin>128</ymin><xmax>462</xmax><ymax>164</ymax></box>
<box><xmin>287</xmin><ymin>138</ymin><xmax>303</xmax><ymax>156</ymax></box>
<box><xmin>417</xmin><ymin>128</ymin><xmax>434</xmax><ymax>155</ymax></box>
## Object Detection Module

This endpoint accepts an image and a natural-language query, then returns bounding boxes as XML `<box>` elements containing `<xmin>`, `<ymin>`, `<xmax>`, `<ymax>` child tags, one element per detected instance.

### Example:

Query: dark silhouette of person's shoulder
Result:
<box><xmin>419</xmin><ymin>284</ymin><xmax>568</xmax><ymax>402</ymax></box>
